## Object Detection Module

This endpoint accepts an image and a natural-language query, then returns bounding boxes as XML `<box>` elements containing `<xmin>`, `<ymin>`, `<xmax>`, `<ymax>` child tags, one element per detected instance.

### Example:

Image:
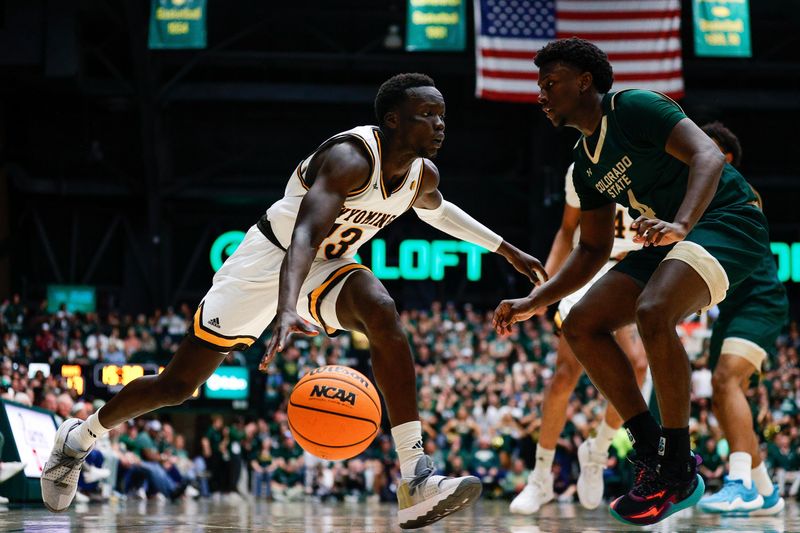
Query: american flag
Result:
<box><xmin>474</xmin><ymin>0</ymin><xmax>683</xmax><ymax>102</ymax></box>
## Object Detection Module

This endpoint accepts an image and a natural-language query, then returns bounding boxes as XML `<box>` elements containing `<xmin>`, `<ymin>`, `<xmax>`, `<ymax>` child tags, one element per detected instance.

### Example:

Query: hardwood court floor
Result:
<box><xmin>1</xmin><ymin>497</ymin><xmax>796</xmax><ymax>532</ymax></box>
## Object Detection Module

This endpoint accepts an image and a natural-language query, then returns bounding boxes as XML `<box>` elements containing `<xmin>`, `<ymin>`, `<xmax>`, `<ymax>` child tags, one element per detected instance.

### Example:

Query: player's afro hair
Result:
<box><xmin>702</xmin><ymin>121</ymin><xmax>742</xmax><ymax>168</ymax></box>
<box><xmin>534</xmin><ymin>38</ymin><xmax>614</xmax><ymax>94</ymax></box>
<box><xmin>374</xmin><ymin>73</ymin><xmax>436</xmax><ymax>125</ymax></box>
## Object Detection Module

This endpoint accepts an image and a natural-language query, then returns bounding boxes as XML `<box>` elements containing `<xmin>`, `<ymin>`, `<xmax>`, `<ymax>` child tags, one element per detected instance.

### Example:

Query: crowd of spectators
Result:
<box><xmin>1</xmin><ymin>294</ymin><xmax>799</xmax><ymax>505</ymax></box>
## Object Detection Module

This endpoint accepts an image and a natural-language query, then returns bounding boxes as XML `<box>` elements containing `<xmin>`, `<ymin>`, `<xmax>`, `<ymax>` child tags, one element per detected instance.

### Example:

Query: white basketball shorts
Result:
<box><xmin>189</xmin><ymin>225</ymin><xmax>369</xmax><ymax>352</ymax></box>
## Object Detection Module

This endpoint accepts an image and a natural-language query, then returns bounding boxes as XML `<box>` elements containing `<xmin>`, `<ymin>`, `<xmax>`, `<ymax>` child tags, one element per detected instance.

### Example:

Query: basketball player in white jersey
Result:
<box><xmin>41</xmin><ymin>73</ymin><xmax>547</xmax><ymax>529</ymax></box>
<box><xmin>510</xmin><ymin>164</ymin><xmax>649</xmax><ymax>514</ymax></box>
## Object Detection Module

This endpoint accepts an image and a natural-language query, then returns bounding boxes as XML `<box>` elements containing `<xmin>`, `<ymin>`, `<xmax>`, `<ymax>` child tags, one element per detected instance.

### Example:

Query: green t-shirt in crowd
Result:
<box><xmin>206</xmin><ymin>426</ymin><xmax>223</xmax><ymax>456</ymax></box>
<box><xmin>133</xmin><ymin>431</ymin><xmax>157</xmax><ymax>459</ymax></box>
<box><xmin>768</xmin><ymin>442</ymin><xmax>800</xmax><ymax>470</ymax></box>
<box><xmin>274</xmin><ymin>442</ymin><xmax>303</xmax><ymax>461</ymax></box>
<box><xmin>119</xmin><ymin>433</ymin><xmax>136</xmax><ymax>453</ymax></box>
<box><xmin>471</xmin><ymin>448</ymin><xmax>499</xmax><ymax>471</ymax></box>
<box><xmin>700</xmin><ymin>448</ymin><xmax>723</xmax><ymax>472</ymax></box>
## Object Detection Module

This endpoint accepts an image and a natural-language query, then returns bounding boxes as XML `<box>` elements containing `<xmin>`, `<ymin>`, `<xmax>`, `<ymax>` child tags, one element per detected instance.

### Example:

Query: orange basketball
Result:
<box><xmin>287</xmin><ymin>365</ymin><xmax>382</xmax><ymax>460</ymax></box>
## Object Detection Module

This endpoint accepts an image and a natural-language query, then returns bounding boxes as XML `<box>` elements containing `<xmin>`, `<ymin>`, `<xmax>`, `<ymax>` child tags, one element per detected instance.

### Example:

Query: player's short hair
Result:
<box><xmin>374</xmin><ymin>73</ymin><xmax>436</xmax><ymax>125</ymax></box>
<box><xmin>701</xmin><ymin>121</ymin><xmax>742</xmax><ymax>168</ymax></box>
<box><xmin>534</xmin><ymin>37</ymin><xmax>614</xmax><ymax>94</ymax></box>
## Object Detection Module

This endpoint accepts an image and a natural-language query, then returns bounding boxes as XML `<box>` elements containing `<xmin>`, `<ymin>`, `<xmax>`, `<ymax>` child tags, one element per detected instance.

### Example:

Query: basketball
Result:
<box><xmin>287</xmin><ymin>365</ymin><xmax>382</xmax><ymax>460</ymax></box>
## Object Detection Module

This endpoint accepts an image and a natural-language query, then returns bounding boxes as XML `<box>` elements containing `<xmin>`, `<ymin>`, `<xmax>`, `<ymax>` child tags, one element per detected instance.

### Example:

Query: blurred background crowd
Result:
<box><xmin>2</xmin><ymin>295</ymin><xmax>799</xmax><ymax>504</ymax></box>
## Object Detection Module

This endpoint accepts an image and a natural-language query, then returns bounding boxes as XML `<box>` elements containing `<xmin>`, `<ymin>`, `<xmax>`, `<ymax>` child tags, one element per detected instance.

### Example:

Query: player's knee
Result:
<box><xmin>630</xmin><ymin>351</ymin><xmax>649</xmax><ymax>377</ymax></box>
<box><xmin>157</xmin><ymin>375</ymin><xmax>199</xmax><ymax>406</ymax></box>
<box><xmin>360</xmin><ymin>295</ymin><xmax>401</xmax><ymax>334</ymax></box>
<box><xmin>711</xmin><ymin>366</ymin><xmax>739</xmax><ymax>394</ymax></box>
<box><xmin>561</xmin><ymin>304</ymin><xmax>595</xmax><ymax>346</ymax></box>
<box><xmin>634</xmin><ymin>297</ymin><xmax>671</xmax><ymax>333</ymax></box>
<box><xmin>552</xmin><ymin>360</ymin><xmax>582</xmax><ymax>390</ymax></box>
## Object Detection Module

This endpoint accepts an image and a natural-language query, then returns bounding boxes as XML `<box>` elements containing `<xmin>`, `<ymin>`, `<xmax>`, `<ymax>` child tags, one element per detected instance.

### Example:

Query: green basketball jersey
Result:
<box><xmin>572</xmin><ymin>90</ymin><xmax>757</xmax><ymax>221</ymax></box>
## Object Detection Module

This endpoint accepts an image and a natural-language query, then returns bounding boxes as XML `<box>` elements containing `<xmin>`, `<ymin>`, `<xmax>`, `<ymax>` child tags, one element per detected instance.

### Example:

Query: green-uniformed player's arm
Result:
<box><xmin>661</xmin><ymin>120</ymin><xmax>727</xmax><ymax>229</ymax></box>
<box><xmin>615</xmin><ymin>91</ymin><xmax>726</xmax><ymax>246</ymax></box>
<box><xmin>632</xmin><ymin>119</ymin><xmax>726</xmax><ymax>247</ymax></box>
<box><xmin>493</xmin><ymin>202</ymin><xmax>615</xmax><ymax>333</ymax></box>
<box><xmin>527</xmin><ymin>203</ymin><xmax>615</xmax><ymax>309</ymax></box>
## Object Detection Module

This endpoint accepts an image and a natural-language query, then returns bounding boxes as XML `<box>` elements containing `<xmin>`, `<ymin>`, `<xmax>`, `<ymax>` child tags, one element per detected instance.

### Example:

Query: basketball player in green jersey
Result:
<box><xmin>698</xmin><ymin>122</ymin><xmax>788</xmax><ymax>516</ymax></box>
<box><xmin>493</xmin><ymin>38</ymin><xmax>770</xmax><ymax>525</ymax></box>
<box><xmin>510</xmin><ymin>163</ymin><xmax>648</xmax><ymax>515</ymax></box>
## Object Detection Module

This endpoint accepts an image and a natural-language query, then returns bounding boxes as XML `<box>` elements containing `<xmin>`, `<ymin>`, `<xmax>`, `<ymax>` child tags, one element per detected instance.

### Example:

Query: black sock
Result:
<box><xmin>660</xmin><ymin>426</ymin><xmax>690</xmax><ymax>461</ymax></box>
<box><xmin>623</xmin><ymin>411</ymin><xmax>661</xmax><ymax>455</ymax></box>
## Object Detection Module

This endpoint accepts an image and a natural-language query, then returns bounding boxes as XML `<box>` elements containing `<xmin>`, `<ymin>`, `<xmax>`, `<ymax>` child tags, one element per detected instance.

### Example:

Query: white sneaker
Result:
<box><xmin>396</xmin><ymin>455</ymin><xmax>482</xmax><ymax>529</ymax></box>
<box><xmin>41</xmin><ymin>418</ymin><xmax>94</xmax><ymax>513</ymax></box>
<box><xmin>0</xmin><ymin>495</ymin><xmax>9</xmax><ymax>504</ymax></box>
<box><xmin>0</xmin><ymin>461</ymin><xmax>26</xmax><ymax>484</ymax></box>
<box><xmin>82</xmin><ymin>465</ymin><xmax>111</xmax><ymax>484</ymax></box>
<box><xmin>509</xmin><ymin>472</ymin><xmax>554</xmax><ymax>515</ymax></box>
<box><xmin>750</xmin><ymin>483</ymin><xmax>785</xmax><ymax>516</ymax></box>
<box><xmin>224</xmin><ymin>491</ymin><xmax>243</xmax><ymax>504</ymax></box>
<box><xmin>577</xmin><ymin>438</ymin><xmax>608</xmax><ymax>510</ymax></box>
<box><xmin>74</xmin><ymin>491</ymin><xmax>90</xmax><ymax>504</ymax></box>
<box><xmin>185</xmin><ymin>485</ymin><xmax>200</xmax><ymax>498</ymax></box>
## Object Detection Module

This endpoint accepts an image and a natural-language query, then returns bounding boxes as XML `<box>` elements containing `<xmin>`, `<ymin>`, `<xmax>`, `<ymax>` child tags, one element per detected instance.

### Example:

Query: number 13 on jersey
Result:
<box><xmin>324</xmin><ymin>224</ymin><xmax>364</xmax><ymax>259</ymax></box>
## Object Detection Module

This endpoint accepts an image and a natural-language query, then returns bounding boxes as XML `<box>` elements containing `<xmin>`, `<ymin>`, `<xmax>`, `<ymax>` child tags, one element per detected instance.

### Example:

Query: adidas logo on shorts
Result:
<box><xmin>208</xmin><ymin>317</ymin><xmax>221</xmax><ymax>328</ymax></box>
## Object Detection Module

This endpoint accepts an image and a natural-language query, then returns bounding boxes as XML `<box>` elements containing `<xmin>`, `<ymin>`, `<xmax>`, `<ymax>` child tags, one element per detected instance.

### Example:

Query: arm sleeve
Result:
<box><xmin>615</xmin><ymin>90</ymin><xmax>687</xmax><ymax>148</ymax></box>
<box><xmin>413</xmin><ymin>200</ymin><xmax>503</xmax><ymax>252</ymax></box>
<box><xmin>563</xmin><ymin>163</ymin><xmax>581</xmax><ymax>208</ymax></box>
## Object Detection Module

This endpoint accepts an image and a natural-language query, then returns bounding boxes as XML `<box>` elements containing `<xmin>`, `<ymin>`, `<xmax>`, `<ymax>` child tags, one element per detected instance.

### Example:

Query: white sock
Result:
<box><xmin>68</xmin><ymin>410</ymin><xmax>111</xmax><ymax>451</ymax></box>
<box><xmin>533</xmin><ymin>446</ymin><xmax>555</xmax><ymax>480</ymax></box>
<box><xmin>594</xmin><ymin>420</ymin><xmax>619</xmax><ymax>452</ymax></box>
<box><xmin>752</xmin><ymin>462</ymin><xmax>773</xmax><ymax>496</ymax></box>
<box><xmin>728</xmin><ymin>452</ymin><xmax>753</xmax><ymax>488</ymax></box>
<box><xmin>391</xmin><ymin>421</ymin><xmax>424</xmax><ymax>481</ymax></box>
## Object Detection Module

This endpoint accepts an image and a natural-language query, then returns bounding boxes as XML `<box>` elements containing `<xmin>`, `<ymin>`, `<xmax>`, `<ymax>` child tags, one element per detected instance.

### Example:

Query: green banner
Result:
<box><xmin>148</xmin><ymin>0</ymin><xmax>207</xmax><ymax>50</ymax></box>
<box><xmin>693</xmin><ymin>0</ymin><xmax>751</xmax><ymax>57</ymax></box>
<box><xmin>406</xmin><ymin>0</ymin><xmax>466</xmax><ymax>52</ymax></box>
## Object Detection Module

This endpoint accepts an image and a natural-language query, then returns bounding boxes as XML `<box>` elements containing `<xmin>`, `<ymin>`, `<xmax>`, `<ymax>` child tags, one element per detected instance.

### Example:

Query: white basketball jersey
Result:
<box><xmin>266</xmin><ymin>126</ymin><xmax>424</xmax><ymax>261</ymax></box>
<box><xmin>564</xmin><ymin>164</ymin><xmax>641</xmax><ymax>258</ymax></box>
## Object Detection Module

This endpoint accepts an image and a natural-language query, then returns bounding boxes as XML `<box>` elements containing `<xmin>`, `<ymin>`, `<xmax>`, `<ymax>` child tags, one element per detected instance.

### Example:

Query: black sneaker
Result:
<box><xmin>609</xmin><ymin>452</ymin><xmax>704</xmax><ymax>526</ymax></box>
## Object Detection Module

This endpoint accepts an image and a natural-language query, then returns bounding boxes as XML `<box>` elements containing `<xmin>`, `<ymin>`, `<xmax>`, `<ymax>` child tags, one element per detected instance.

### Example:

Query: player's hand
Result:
<box><xmin>492</xmin><ymin>297</ymin><xmax>542</xmax><ymax>335</ymax></box>
<box><xmin>501</xmin><ymin>245</ymin><xmax>548</xmax><ymax>285</ymax></box>
<box><xmin>260</xmin><ymin>310</ymin><xmax>318</xmax><ymax>372</ymax></box>
<box><xmin>631</xmin><ymin>217</ymin><xmax>689</xmax><ymax>247</ymax></box>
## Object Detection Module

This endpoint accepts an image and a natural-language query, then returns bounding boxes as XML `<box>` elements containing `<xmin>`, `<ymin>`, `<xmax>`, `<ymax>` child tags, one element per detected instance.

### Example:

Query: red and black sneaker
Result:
<box><xmin>609</xmin><ymin>452</ymin><xmax>704</xmax><ymax>526</ymax></box>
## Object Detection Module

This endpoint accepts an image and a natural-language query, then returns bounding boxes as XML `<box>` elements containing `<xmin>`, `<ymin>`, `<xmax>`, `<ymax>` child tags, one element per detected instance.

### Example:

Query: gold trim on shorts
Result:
<box><xmin>307</xmin><ymin>263</ymin><xmax>371</xmax><ymax>335</ymax></box>
<box><xmin>190</xmin><ymin>302</ymin><xmax>258</xmax><ymax>352</ymax></box>
<box><xmin>554</xmin><ymin>310</ymin><xmax>563</xmax><ymax>331</ymax></box>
